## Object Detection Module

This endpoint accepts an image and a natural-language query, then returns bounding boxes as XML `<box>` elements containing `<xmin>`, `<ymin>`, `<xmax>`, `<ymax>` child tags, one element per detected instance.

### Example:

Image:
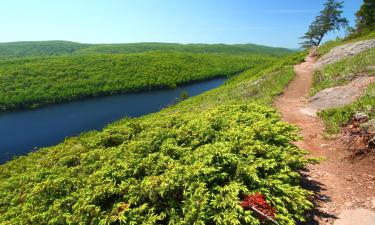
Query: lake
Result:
<box><xmin>0</xmin><ymin>78</ymin><xmax>226</xmax><ymax>164</ymax></box>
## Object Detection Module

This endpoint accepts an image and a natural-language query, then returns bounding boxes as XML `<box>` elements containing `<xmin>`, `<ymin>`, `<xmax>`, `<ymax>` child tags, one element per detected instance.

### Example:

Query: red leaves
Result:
<box><xmin>241</xmin><ymin>193</ymin><xmax>276</xmax><ymax>221</ymax></box>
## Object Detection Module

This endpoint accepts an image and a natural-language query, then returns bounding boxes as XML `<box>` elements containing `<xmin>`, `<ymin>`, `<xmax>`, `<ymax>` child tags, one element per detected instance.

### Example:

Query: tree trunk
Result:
<box><xmin>316</xmin><ymin>33</ymin><xmax>325</xmax><ymax>46</ymax></box>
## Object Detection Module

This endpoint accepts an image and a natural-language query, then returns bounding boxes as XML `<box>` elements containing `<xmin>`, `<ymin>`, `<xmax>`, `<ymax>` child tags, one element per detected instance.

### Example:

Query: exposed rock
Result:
<box><xmin>353</xmin><ymin>112</ymin><xmax>369</xmax><ymax>123</ymax></box>
<box><xmin>315</xmin><ymin>39</ymin><xmax>375</xmax><ymax>70</ymax></box>
<box><xmin>302</xmin><ymin>77</ymin><xmax>375</xmax><ymax>116</ymax></box>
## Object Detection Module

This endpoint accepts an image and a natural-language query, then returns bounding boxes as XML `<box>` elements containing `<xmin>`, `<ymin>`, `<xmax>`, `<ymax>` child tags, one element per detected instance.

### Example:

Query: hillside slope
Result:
<box><xmin>276</xmin><ymin>33</ymin><xmax>375</xmax><ymax>225</ymax></box>
<box><xmin>74</xmin><ymin>42</ymin><xmax>295</xmax><ymax>56</ymax></box>
<box><xmin>0</xmin><ymin>51</ymin><xmax>314</xmax><ymax>225</ymax></box>
<box><xmin>0</xmin><ymin>52</ymin><xmax>273</xmax><ymax>112</ymax></box>
<box><xmin>0</xmin><ymin>41</ymin><xmax>295</xmax><ymax>59</ymax></box>
<box><xmin>0</xmin><ymin>41</ymin><xmax>89</xmax><ymax>59</ymax></box>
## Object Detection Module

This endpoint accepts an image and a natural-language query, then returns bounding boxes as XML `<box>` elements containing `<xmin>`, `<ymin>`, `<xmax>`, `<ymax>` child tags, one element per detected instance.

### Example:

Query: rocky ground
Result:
<box><xmin>314</xmin><ymin>39</ymin><xmax>375</xmax><ymax>70</ymax></box>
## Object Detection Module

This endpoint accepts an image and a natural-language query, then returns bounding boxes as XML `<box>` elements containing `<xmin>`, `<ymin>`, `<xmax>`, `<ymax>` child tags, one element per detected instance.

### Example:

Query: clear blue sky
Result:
<box><xmin>0</xmin><ymin>0</ymin><xmax>362</xmax><ymax>48</ymax></box>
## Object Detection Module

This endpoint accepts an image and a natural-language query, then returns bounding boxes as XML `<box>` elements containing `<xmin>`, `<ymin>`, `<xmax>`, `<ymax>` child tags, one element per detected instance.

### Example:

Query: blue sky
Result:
<box><xmin>0</xmin><ymin>0</ymin><xmax>362</xmax><ymax>48</ymax></box>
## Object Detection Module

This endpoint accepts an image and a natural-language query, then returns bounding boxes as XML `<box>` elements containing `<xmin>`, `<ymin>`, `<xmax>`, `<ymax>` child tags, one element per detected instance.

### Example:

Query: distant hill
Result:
<box><xmin>0</xmin><ymin>52</ymin><xmax>274</xmax><ymax>111</ymax></box>
<box><xmin>0</xmin><ymin>41</ymin><xmax>89</xmax><ymax>59</ymax></box>
<box><xmin>74</xmin><ymin>43</ymin><xmax>295</xmax><ymax>56</ymax></box>
<box><xmin>0</xmin><ymin>40</ymin><xmax>292</xmax><ymax>111</ymax></box>
<box><xmin>0</xmin><ymin>41</ymin><xmax>295</xmax><ymax>59</ymax></box>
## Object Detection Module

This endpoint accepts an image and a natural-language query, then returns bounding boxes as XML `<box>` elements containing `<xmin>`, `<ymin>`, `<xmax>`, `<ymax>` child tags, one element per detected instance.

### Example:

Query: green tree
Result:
<box><xmin>356</xmin><ymin>0</ymin><xmax>375</xmax><ymax>31</ymax></box>
<box><xmin>300</xmin><ymin>0</ymin><xmax>348</xmax><ymax>48</ymax></box>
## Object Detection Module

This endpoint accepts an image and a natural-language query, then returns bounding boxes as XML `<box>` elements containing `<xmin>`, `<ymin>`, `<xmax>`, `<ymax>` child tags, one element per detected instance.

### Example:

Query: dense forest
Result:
<box><xmin>0</xmin><ymin>41</ymin><xmax>89</xmax><ymax>59</ymax></box>
<box><xmin>0</xmin><ymin>52</ymin><xmax>275</xmax><ymax>111</ymax></box>
<box><xmin>0</xmin><ymin>41</ymin><xmax>295</xmax><ymax>60</ymax></box>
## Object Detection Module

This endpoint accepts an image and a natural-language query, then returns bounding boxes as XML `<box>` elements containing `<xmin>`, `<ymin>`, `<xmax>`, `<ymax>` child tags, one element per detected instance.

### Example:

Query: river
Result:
<box><xmin>0</xmin><ymin>78</ymin><xmax>226</xmax><ymax>164</ymax></box>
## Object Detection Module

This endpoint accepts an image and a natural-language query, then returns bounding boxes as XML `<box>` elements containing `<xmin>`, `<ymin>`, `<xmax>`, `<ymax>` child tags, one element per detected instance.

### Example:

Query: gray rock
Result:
<box><xmin>301</xmin><ymin>77</ymin><xmax>375</xmax><ymax>116</ymax></box>
<box><xmin>315</xmin><ymin>39</ymin><xmax>375</xmax><ymax>70</ymax></box>
<box><xmin>353</xmin><ymin>112</ymin><xmax>369</xmax><ymax>123</ymax></box>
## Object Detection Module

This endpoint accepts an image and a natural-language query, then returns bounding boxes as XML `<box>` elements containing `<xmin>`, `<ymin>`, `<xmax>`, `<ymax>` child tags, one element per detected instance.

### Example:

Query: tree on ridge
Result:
<box><xmin>300</xmin><ymin>0</ymin><xmax>348</xmax><ymax>48</ymax></box>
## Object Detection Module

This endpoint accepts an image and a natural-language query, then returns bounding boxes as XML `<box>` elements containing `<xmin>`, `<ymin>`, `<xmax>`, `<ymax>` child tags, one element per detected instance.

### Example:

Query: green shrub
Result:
<box><xmin>0</xmin><ymin>105</ymin><xmax>313</xmax><ymax>225</ymax></box>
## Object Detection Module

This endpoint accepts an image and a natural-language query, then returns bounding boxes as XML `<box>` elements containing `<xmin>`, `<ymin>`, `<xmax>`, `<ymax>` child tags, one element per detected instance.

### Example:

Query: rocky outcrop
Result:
<box><xmin>314</xmin><ymin>39</ymin><xmax>375</xmax><ymax>70</ymax></box>
<box><xmin>301</xmin><ymin>77</ymin><xmax>375</xmax><ymax>116</ymax></box>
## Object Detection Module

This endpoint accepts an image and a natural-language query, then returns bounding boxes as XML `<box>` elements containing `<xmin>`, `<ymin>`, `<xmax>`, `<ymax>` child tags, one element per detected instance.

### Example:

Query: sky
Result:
<box><xmin>0</xmin><ymin>0</ymin><xmax>363</xmax><ymax>48</ymax></box>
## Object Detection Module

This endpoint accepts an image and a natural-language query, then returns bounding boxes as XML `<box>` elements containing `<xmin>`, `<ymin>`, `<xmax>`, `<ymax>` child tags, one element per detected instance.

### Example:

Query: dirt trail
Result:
<box><xmin>274</xmin><ymin>53</ymin><xmax>375</xmax><ymax>225</ymax></box>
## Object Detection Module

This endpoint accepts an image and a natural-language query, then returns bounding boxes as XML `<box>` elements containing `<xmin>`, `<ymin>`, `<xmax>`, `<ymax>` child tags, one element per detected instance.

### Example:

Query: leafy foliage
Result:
<box><xmin>300</xmin><ymin>0</ymin><xmax>348</xmax><ymax>48</ymax></box>
<box><xmin>0</xmin><ymin>105</ymin><xmax>312</xmax><ymax>225</ymax></box>
<box><xmin>0</xmin><ymin>51</ymin><xmax>313</xmax><ymax>224</ymax></box>
<box><xmin>241</xmin><ymin>193</ymin><xmax>276</xmax><ymax>221</ymax></box>
<box><xmin>0</xmin><ymin>52</ymin><xmax>272</xmax><ymax>111</ymax></box>
<box><xmin>356</xmin><ymin>0</ymin><xmax>375</xmax><ymax>32</ymax></box>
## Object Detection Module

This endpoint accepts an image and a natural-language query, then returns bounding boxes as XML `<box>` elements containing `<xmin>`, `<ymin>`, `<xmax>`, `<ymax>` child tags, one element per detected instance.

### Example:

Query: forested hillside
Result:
<box><xmin>73</xmin><ymin>42</ymin><xmax>295</xmax><ymax>56</ymax></box>
<box><xmin>0</xmin><ymin>41</ymin><xmax>89</xmax><ymax>59</ymax></box>
<box><xmin>0</xmin><ymin>41</ymin><xmax>295</xmax><ymax>59</ymax></box>
<box><xmin>0</xmin><ymin>41</ymin><xmax>294</xmax><ymax>111</ymax></box>
<box><xmin>0</xmin><ymin>52</ymin><xmax>274</xmax><ymax>111</ymax></box>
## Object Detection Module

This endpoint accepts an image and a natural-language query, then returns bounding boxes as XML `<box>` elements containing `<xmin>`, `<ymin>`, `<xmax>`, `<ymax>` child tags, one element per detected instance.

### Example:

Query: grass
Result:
<box><xmin>314</xmin><ymin>31</ymin><xmax>375</xmax><ymax>134</ymax></box>
<box><xmin>312</xmin><ymin>47</ymin><xmax>375</xmax><ymax>95</ymax></box>
<box><xmin>316</xmin><ymin>30</ymin><xmax>375</xmax><ymax>57</ymax></box>
<box><xmin>320</xmin><ymin>83</ymin><xmax>375</xmax><ymax>134</ymax></box>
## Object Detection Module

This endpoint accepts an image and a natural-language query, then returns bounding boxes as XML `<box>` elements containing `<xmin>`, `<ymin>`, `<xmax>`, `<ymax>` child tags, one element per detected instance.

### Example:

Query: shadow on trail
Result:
<box><xmin>298</xmin><ymin>168</ymin><xmax>338</xmax><ymax>225</ymax></box>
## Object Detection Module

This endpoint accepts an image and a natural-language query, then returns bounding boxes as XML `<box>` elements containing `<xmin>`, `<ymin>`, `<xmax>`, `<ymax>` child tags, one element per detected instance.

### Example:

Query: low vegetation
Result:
<box><xmin>312</xmin><ymin>46</ymin><xmax>375</xmax><ymax>95</ymax></box>
<box><xmin>0</xmin><ymin>52</ymin><xmax>273</xmax><ymax>112</ymax></box>
<box><xmin>320</xmin><ymin>83</ymin><xmax>375</xmax><ymax>134</ymax></box>
<box><xmin>0</xmin><ymin>51</ymin><xmax>315</xmax><ymax>225</ymax></box>
<box><xmin>316</xmin><ymin>30</ymin><xmax>375</xmax><ymax>57</ymax></box>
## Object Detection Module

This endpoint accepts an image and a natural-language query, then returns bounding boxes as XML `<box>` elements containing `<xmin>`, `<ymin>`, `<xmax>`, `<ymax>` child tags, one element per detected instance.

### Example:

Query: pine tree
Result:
<box><xmin>300</xmin><ymin>0</ymin><xmax>348</xmax><ymax>48</ymax></box>
<box><xmin>356</xmin><ymin>0</ymin><xmax>375</xmax><ymax>31</ymax></box>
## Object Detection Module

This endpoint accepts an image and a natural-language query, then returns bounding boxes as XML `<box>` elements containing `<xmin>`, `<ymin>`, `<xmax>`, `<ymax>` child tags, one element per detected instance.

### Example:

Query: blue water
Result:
<box><xmin>0</xmin><ymin>78</ymin><xmax>226</xmax><ymax>164</ymax></box>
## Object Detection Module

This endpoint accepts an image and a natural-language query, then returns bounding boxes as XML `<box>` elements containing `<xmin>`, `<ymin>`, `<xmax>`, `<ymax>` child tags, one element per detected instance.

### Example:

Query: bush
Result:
<box><xmin>0</xmin><ymin>104</ymin><xmax>313</xmax><ymax>225</ymax></box>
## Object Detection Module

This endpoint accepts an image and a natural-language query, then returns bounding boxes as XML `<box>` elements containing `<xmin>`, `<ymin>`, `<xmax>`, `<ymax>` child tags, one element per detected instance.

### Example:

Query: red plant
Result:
<box><xmin>241</xmin><ymin>193</ymin><xmax>276</xmax><ymax>221</ymax></box>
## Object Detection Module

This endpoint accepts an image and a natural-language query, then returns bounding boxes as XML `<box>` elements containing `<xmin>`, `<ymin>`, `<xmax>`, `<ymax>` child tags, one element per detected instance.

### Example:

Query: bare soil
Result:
<box><xmin>274</xmin><ymin>53</ymin><xmax>375</xmax><ymax>225</ymax></box>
